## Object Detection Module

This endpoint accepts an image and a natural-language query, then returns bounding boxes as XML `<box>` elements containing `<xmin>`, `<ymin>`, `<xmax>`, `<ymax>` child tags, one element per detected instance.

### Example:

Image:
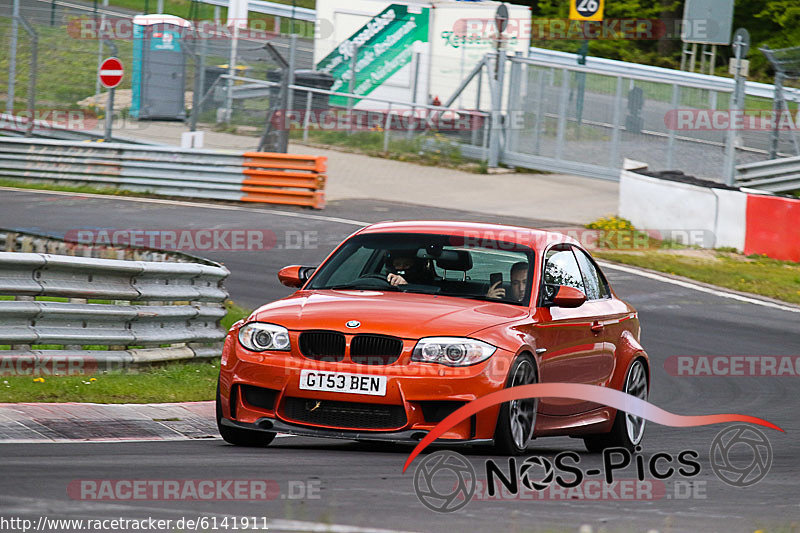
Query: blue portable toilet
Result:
<box><xmin>131</xmin><ymin>14</ymin><xmax>193</xmax><ymax>120</ymax></box>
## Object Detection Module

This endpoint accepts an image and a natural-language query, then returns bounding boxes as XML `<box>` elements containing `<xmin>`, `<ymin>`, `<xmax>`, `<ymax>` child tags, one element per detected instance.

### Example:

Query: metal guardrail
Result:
<box><xmin>0</xmin><ymin>137</ymin><xmax>327</xmax><ymax>208</ymax></box>
<box><xmin>0</xmin><ymin>251</ymin><xmax>230</xmax><ymax>370</ymax></box>
<box><xmin>527</xmin><ymin>46</ymin><xmax>800</xmax><ymax>101</ymax></box>
<box><xmin>736</xmin><ymin>156</ymin><xmax>800</xmax><ymax>193</ymax></box>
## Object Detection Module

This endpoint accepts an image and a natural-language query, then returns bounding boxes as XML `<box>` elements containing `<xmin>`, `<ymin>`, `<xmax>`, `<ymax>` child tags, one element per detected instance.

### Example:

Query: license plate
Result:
<box><xmin>299</xmin><ymin>369</ymin><xmax>387</xmax><ymax>396</ymax></box>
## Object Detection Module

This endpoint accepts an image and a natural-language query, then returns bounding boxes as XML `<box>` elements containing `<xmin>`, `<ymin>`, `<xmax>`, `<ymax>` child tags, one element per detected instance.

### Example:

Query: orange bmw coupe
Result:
<box><xmin>217</xmin><ymin>221</ymin><xmax>649</xmax><ymax>454</ymax></box>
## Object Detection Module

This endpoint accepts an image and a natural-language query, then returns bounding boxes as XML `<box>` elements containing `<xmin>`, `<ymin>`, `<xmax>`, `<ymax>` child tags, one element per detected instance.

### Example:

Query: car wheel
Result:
<box><xmin>494</xmin><ymin>353</ymin><xmax>538</xmax><ymax>455</ymax></box>
<box><xmin>583</xmin><ymin>358</ymin><xmax>648</xmax><ymax>453</ymax></box>
<box><xmin>216</xmin><ymin>381</ymin><xmax>276</xmax><ymax>447</ymax></box>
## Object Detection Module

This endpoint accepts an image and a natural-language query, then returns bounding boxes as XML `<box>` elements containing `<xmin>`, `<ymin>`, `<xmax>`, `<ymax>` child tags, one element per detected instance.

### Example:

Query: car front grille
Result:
<box><xmin>349</xmin><ymin>334</ymin><xmax>403</xmax><ymax>365</ymax></box>
<box><xmin>298</xmin><ymin>331</ymin><xmax>345</xmax><ymax>361</ymax></box>
<box><xmin>282</xmin><ymin>397</ymin><xmax>407</xmax><ymax>430</ymax></box>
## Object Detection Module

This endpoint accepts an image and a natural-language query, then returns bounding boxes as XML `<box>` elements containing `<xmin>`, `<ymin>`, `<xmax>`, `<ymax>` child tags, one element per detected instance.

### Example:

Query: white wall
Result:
<box><xmin>619</xmin><ymin>165</ymin><xmax>747</xmax><ymax>251</ymax></box>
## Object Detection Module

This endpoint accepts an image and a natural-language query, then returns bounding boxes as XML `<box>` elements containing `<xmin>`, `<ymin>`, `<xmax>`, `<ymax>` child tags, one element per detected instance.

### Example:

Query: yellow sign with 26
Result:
<box><xmin>569</xmin><ymin>0</ymin><xmax>604</xmax><ymax>21</ymax></box>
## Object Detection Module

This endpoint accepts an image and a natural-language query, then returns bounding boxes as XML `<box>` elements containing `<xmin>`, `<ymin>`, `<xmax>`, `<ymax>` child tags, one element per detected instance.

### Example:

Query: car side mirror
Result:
<box><xmin>551</xmin><ymin>285</ymin><xmax>587</xmax><ymax>308</ymax></box>
<box><xmin>278</xmin><ymin>265</ymin><xmax>316</xmax><ymax>288</ymax></box>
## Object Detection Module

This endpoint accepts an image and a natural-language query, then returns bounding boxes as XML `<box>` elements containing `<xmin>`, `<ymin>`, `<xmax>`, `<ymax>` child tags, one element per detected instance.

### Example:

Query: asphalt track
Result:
<box><xmin>0</xmin><ymin>188</ymin><xmax>799</xmax><ymax>532</ymax></box>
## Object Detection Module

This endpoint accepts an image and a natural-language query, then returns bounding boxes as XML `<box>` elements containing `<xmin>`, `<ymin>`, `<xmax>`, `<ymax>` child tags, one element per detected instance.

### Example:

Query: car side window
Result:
<box><xmin>573</xmin><ymin>248</ymin><xmax>608</xmax><ymax>300</ymax></box>
<box><xmin>575</xmin><ymin>249</ymin><xmax>604</xmax><ymax>300</ymax></box>
<box><xmin>543</xmin><ymin>247</ymin><xmax>585</xmax><ymax>301</ymax></box>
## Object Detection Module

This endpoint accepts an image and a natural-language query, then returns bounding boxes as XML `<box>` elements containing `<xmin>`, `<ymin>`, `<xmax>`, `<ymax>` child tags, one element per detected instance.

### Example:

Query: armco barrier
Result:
<box><xmin>0</xmin><ymin>137</ymin><xmax>327</xmax><ymax>209</ymax></box>
<box><xmin>736</xmin><ymin>155</ymin><xmax>800</xmax><ymax>194</ymax></box>
<box><xmin>0</xmin><ymin>251</ymin><xmax>230</xmax><ymax>372</ymax></box>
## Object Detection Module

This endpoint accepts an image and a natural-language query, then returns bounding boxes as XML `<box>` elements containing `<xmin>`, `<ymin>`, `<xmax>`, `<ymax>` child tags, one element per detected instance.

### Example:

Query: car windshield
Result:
<box><xmin>306</xmin><ymin>232</ymin><xmax>534</xmax><ymax>306</ymax></box>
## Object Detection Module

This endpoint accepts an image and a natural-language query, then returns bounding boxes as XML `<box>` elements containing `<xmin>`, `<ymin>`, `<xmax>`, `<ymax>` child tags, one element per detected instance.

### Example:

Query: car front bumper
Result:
<box><xmin>219</xmin><ymin>340</ymin><xmax>514</xmax><ymax>441</ymax></box>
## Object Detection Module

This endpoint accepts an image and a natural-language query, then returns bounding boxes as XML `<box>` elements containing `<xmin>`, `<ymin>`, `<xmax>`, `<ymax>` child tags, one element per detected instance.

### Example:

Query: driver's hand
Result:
<box><xmin>387</xmin><ymin>273</ymin><xmax>408</xmax><ymax>286</ymax></box>
<box><xmin>486</xmin><ymin>281</ymin><xmax>505</xmax><ymax>299</ymax></box>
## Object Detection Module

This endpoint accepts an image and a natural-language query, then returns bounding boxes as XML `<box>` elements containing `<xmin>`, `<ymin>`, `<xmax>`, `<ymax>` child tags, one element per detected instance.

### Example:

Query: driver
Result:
<box><xmin>385</xmin><ymin>249</ymin><xmax>435</xmax><ymax>287</ymax></box>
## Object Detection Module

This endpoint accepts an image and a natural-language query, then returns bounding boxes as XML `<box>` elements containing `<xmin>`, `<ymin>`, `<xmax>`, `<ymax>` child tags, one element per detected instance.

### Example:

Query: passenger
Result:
<box><xmin>385</xmin><ymin>250</ymin><xmax>435</xmax><ymax>286</ymax></box>
<box><xmin>487</xmin><ymin>262</ymin><xmax>528</xmax><ymax>302</ymax></box>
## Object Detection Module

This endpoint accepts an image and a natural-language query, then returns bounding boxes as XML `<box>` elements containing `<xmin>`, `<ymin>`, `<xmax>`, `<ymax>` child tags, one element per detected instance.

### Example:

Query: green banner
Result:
<box><xmin>316</xmin><ymin>5</ymin><xmax>429</xmax><ymax>106</ymax></box>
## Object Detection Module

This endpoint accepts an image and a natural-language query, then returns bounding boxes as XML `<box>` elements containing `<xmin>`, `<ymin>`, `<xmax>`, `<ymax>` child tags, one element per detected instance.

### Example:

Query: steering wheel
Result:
<box><xmin>355</xmin><ymin>273</ymin><xmax>396</xmax><ymax>288</ymax></box>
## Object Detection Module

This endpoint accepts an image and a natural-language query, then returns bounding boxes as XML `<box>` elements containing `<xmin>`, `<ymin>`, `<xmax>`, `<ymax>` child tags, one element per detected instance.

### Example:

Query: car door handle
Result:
<box><xmin>590</xmin><ymin>321</ymin><xmax>604</xmax><ymax>334</ymax></box>
<box><xmin>535</xmin><ymin>348</ymin><xmax>547</xmax><ymax>355</ymax></box>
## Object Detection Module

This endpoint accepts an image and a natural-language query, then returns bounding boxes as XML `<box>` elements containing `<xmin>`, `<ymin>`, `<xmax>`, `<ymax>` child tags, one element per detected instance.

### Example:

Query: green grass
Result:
<box><xmin>290</xmin><ymin>129</ymin><xmax>491</xmax><ymax>172</ymax></box>
<box><xmin>0</xmin><ymin>301</ymin><xmax>251</xmax><ymax>403</ymax></box>
<box><xmin>0</xmin><ymin>20</ymin><xmax>134</xmax><ymax>107</ymax></box>
<box><xmin>0</xmin><ymin>177</ymin><xmax>153</xmax><ymax>197</ymax></box>
<box><xmin>595</xmin><ymin>250</ymin><xmax>800</xmax><ymax>305</ymax></box>
<box><xmin>0</xmin><ymin>359</ymin><xmax>220</xmax><ymax>403</ymax></box>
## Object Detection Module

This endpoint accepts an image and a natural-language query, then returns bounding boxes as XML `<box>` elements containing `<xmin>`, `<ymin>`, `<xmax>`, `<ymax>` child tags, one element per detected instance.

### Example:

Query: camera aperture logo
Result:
<box><xmin>413</xmin><ymin>451</ymin><xmax>476</xmax><ymax>513</ymax></box>
<box><xmin>412</xmin><ymin>426</ymin><xmax>773</xmax><ymax>512</ymax></box>
<box><xmin>710</xmin><ymin>425</ymin><xmax>772</xmax><ymax>487</ymax></box>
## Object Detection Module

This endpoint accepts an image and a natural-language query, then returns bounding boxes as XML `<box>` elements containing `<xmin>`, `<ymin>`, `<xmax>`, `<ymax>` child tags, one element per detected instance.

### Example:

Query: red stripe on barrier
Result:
<box><xmin>744</xmin><ymin>194</ymin><xmax>800</xmax><ymax>262</ymax></box>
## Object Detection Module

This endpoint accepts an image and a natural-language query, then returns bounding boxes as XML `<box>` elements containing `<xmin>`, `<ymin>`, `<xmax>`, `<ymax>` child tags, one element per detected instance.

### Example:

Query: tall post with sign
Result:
<box><xmin>570</xmin><ymin>0</ymin><xmax>603</xmax><ymax>134</ymax></box>
<box><xmin>99</xmin><ymin>56</ymin><xmax>123</xmax><ymax>141</ymax></box>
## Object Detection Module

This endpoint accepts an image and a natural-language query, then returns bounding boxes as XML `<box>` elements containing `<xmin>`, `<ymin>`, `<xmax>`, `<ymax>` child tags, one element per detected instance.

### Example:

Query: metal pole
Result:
<box><xmin>471</xmin><ymin>67</ymin><xmax>483</xmax><ymax>146</ymax></box>
<box><xmin>190</xmin><ymin>30</ymin><xmax>205</xmax><ymax>132</ymax></box>
<box><xmin>666</xmin><ymin>84</ymin><xmax>679</xmax><ymax>169</ymax></box>
<box><xmin>769</xmin><ymin>72</ymin><xmax>785</xmax><ymax>159</ymax></box>
<box><xmin>157</xmin><ymin>0</ymin><xmax>165</xmax><ymax>13</ymax></box>
<box><xmin>95</xmin><ymin>0</ymin><xmax>109</xmax><ymax>98</ymax></box>
<box><xmin>609</xmin><ymin>76</ymin><xmax>623</xmax><ymax>168</ymax></box>
<box><xmin>281</xmin><ymin>33</ymin><xmax>297</xmax><ymax>151</ymax></box>
<box><xmin>554</xmin><ymin>68</ymin><xmax>570</xmax><ymax>160</ymax></box>
<box><xmin>7</xmin><ymin>0</ymin><xmax>20</xmax><ymax>115</ymax></box>
<box><xmin>24</xmin><ymin>21</ymin><xmax>37</xmax><ymax>137</ymax></box>
<box><xmin>488</xmin><ymin>50</ymin><xmax>505</xmax><ymax>168</ymax></box>
<box><xmin>347</xmin><ymin>45</ymin><xmax>359</xmax><ymax>134</ymax></box>
<box><xmin>302</xmin><ymin>89</ymin><xmax>312</xmax><ymax>142</ymax></box>
<box><xmin>382</xmin><ymin>102</ymin><xmax>393</xmax><ymax>152</ymax></box>
<box><xmin>50</xmin><ymin>0</ymin><xmax>56</xmax><ymax>26</ymax></box>
<box><xmin>407</xmin><ymin>51</ymin><xmax>420</xmax><ymax>140</ymax></box>
<box><xmin>224</xmin><ymin>23</ymin><xmax>240</xmax><ymax>123</ymax></box>
<box><xmin>724</xmin><ymin>35</ymin><xmax>743</xmax><ymax>185</ymax></box>
<box><xmin>285</xmin><ymin>34</ymin><xmax>297</xmax><ymax>121</ymax></box>
<box><xmin>105</xmin><ymin>87</ymin><xmax>115</xmax><ymax>141</ymax></box>
<box><xmin>505</xmin><ymin>53</ymin><xmax>521</xmax><ymax>153</ymax></box>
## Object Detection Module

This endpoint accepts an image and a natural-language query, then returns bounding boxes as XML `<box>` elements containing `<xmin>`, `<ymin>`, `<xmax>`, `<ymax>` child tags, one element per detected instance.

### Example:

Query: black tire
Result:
<box><xmin>494</xmin><ymin>353</ymin><xmax>538</xmax><ymax>455</ymax></box>
<box><xmin>216</xmin><ymin>381</ymin><xmax>276</xmax><ymax>447</ymax></box>
<box><xmin>583</xmin><ymin>358</ymin><xmax>648</xmax><ymax>453</ymax></box>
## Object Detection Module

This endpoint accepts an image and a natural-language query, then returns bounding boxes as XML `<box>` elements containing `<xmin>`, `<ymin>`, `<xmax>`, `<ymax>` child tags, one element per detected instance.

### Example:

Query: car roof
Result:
<box><xmin>355</xmin><ymin>220</ymin><xmax>578</xmax><ymax>250</ymax></box>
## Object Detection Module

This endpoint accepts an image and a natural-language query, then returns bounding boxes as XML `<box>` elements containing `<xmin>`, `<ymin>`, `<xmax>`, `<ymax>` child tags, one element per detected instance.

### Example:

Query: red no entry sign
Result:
<box><xmin>99</xmin><ymin>57</ymin><xmax>124</xmax><ymax>89</ymax></box>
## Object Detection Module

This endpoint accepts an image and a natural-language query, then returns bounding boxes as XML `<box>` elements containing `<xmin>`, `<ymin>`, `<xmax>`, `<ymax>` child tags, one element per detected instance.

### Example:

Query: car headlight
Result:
<box><xmin>238</xmin><ymin>323</ymin><xmax>291</xmax><ymax>352</ymax></box>
<box><xmin>412</xmin><ymin>337</ymin><xmax>496</xmax><ymax>366</ymax></box>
